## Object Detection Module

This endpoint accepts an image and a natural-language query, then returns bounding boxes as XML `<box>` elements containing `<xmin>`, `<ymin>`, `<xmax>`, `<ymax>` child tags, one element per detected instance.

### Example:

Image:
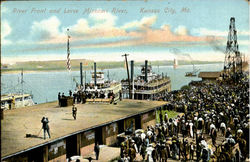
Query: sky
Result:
<box><xmin>1</xmin><ymin>0</ymin><xmax>249</xmax><ymax>64</ymax></box>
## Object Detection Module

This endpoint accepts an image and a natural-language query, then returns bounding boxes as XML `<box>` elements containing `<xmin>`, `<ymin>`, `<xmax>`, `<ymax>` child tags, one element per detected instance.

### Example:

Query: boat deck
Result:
<box><xmin>1</xmin><ymin>99</ymin><xmax>167</xmax><ymax>158</ymax></box>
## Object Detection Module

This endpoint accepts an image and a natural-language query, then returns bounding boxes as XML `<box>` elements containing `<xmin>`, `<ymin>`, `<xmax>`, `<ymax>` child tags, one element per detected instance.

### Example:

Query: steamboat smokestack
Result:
<box><xmin>131</xmin><ymin>60</ymin><xmax>134</xmax><ymax>82</ymax></box>
<box><xmin>145</xmin><ymin>60</ymin><xmax>148</xmax><ymax>83</ymax></box>
<box><xmin>80</xmin><ymin>62</ymin><xmax>83</xmax><ymax>86</ymax></box>
<box><xmin>94</xmin><ymin>62</ymin><xmax>97</xmax><ymax>86</ymax></box>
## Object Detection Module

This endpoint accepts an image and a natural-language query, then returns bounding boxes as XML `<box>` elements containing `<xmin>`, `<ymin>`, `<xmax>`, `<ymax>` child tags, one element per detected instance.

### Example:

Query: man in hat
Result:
<box><xmin>140</xmin><ymin>142</ymin><xmax>147</xmax><ymax>161</ymax></box>
<box><xmin>146</xmin><ymin>144</ymin><xmax>154</xmax><ymax>162</ymax></box>
<box><xmin>94</xmin><ymin>142</ymin><xmax>100</xmax><ymax>160</ymax></box>
<box><xmin>183</xmin><ymin>139</ymin><xmax>189</xmax><ymax>161</ymax></box>
<box><xmin>72</xmin><ymin>104</ymin><xmax>77</xmax><ymax>120</ymax></box>
<box><xmin>198</xmin><ymin>117</ymin><xmax>204</xmax><ymax>134</ymax></box>
<box><xmin>171</xmin><ymin>136</ymin><xmax>178</xmax><ymax>160</ymax></box>
<box><xmin>220</xmin><ymin>122</ymin><xmax>226</xmax><ymax>136</ymax></box>
<box><xmin>129</xmin><ymin>141</ymin><xmax>136</xmax><ymax>162</ymax></box>
<box><xmin>160</xmin><ymin>144</ymin><xmax>168</xmax><ymax>162</ymax></box>
<box><xmin>41</xmin><ymin>117</ymin><xmax>51</xmax><ymax>139</ymax></box>
<box><xmin>189</xmin><ymin>141</ymin><xmax>195</xmax><ymax>160</ymax></box>
<box><xmin>165</xmin><ymin>112</ymin><xmax>169</xmax><ymax>124</ymax></box>
<box><xmin>58</xmin><ymin>92</ymin><xmax>61</xmax><ymax>106</ymax></box>
<box><xmin>151</xmin><ymin>144</ymin><xmax>158</xmax><ymax>162</ymax></box>
<box><xmin>211</xmin><ymin>128</ymin><xmax>217</xmax><ymax>146</ymax></box>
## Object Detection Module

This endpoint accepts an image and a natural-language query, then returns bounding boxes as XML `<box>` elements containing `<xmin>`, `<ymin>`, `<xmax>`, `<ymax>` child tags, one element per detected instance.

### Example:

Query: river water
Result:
<box><xmin>1</xmin><ymin>63</ymin><xmax>224</xmax><ymax>104</ymax></box>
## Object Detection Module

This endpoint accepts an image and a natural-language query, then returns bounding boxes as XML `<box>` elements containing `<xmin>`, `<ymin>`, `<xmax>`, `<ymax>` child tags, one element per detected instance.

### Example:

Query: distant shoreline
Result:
<box><xmin>1</xmin><ymin>62</ymin><xmax>224</xmax><ymax>74</ymax></box>
<box><xmin>1</xmin><ymin>69</ymin><xmax>72</xmax><ymax>74</ymax></box>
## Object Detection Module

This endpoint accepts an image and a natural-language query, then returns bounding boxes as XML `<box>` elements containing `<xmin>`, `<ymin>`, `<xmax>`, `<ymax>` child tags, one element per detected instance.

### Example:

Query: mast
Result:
<box><xmin>84</xmin><ymin>71</ymin><xmax>86</xmax><ymax>90</ymax></box>
<box><xmin>21</xmin><ymin>68</ymin><xmax>24</xmax><ymax>107</ymax></box>
<box><xmin>122</xmin><ymin>54</ymin><xmax>131</xmax><ymax>99</ymax></box>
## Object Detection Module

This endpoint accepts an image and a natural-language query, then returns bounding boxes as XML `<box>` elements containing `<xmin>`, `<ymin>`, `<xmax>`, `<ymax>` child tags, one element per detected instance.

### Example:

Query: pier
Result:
<box><xmin>1</xmin><ymin>99</ymin><xmax>167</xmax><ymax>161</ymax></box>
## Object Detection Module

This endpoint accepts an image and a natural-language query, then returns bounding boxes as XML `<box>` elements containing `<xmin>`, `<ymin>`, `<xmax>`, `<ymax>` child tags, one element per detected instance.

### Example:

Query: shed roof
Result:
<box><xmin>198</xmin><ymin>72</ymin><xmax>221</xmax><ymax>79</ymax></box>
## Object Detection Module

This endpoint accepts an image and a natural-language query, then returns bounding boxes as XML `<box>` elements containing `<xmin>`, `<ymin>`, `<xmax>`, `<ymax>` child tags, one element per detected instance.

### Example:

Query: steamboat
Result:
<box><xmin>1</xmin><ymin>70</ymin><xmax>34</xmax><ymax>110</ymax></box>
<box><xmin>122</xmin><ymin>60</ymin><xmax>171</xmax><ymax>100</ymax></box>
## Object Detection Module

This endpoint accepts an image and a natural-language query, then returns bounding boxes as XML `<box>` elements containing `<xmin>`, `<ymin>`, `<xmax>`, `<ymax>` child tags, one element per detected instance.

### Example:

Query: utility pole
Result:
<box><xmin>122</xmin><ymin>54</ymin><xmax>131</xmax><ymax>99</ymax></box>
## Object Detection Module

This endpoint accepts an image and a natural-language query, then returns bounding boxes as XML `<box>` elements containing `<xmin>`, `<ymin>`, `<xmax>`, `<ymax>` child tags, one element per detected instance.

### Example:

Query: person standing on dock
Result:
<box><xmin>11</xmin><ymin>96</ymin><xmax>15</xmax><ymax>109</ymax></box>
<box><xmin>58</xmin><ymin>92</ymin><xmax>61</xmax><ymax>106</ymax></box>
<box><xmin>41</xmin><ymin>117</ymin><xmax>51</xmax><ymax>139</ymax></box>
<box><xmin>72</xmin><ymin>104</ymin><xmax>77</xmax><ymax>120</ymax></box>
<box><xmin>94</xmin><ymin>142</ymin><xmax>100</xmax><ymax>160</ymax></box>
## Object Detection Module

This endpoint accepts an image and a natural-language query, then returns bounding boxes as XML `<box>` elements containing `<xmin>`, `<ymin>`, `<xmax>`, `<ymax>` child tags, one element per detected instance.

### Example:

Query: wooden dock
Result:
<box><xmin>1</xmin><ymin>99</ymin><xmax>167</xmax><ymax>158</ymax></box>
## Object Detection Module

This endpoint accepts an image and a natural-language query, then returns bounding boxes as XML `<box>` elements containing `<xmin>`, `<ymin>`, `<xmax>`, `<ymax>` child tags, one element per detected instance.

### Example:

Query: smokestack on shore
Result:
<box><xmin>131</xmin><ymin>60</ymin><xmax>134</xmax><ymax>82</ymax></box>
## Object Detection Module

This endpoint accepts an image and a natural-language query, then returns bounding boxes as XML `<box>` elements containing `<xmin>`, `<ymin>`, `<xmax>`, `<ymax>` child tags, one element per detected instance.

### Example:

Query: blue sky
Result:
<box><xmin>1</xmin><ymin>0</ymin><xmax>249</xmax><ymax>63</ymax></box>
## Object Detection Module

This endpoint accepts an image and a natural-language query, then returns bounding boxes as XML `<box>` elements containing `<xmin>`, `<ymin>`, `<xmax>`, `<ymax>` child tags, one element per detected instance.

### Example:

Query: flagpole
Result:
<box><xmin>66</xmin><ymin>28</ymin><xmax>71</xmax><ymax>72</ymax></box>
<box><xmin>66</xmin><ymin>29</ymin><xmax>74</xmax><ymax>91</ymax></box>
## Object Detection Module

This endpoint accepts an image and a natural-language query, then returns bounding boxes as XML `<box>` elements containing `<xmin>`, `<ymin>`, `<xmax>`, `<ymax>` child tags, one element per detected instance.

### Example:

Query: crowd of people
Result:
<box><xmin>58</xmin><ymin>88</ymin><xmax>117</xmax><ymax>105</ymax></box>
<box><xmin>119</xmin><ymin>73</ymin><xmax>249</xmax><ymax>162</ymax></box>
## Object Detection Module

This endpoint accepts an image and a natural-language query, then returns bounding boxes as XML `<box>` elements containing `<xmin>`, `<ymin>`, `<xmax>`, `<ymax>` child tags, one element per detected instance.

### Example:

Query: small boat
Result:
<box><xmin>185</xmin><ymin>64</ymin><xmax>200</xmax><ymax>77</ymax></box>
<box><xmin>1</xmin><ymin>70</ymin><xmax>34</xmax><ymax>110</ymax></box>
<box><xmin>1</xmin><ymin>94</ymin><xmax>34</xmax><ymax>110</ymax></box>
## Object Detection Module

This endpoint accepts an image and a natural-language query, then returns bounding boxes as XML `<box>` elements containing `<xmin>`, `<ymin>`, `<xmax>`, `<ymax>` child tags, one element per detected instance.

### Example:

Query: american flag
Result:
<box><xmin>66</xmin><ymin>29</ymin><xmax>71</xmax><ymax>71</ymax></box>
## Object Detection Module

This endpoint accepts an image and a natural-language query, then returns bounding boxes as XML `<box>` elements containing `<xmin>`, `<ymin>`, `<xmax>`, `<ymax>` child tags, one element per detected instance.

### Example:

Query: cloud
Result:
<box><xmin>66</xmin><ymin>15</ymin><xmax>219</xmax><ymax>50</ymax></box>
<box><xmin>69</xmin><ymin>18</ymin><xmax>90</xmax><ymax>35</ymax></box>
<box><xmin>25</xmin><ymin>15</ymin><xmax>225</xmax><ymax>48</ymax></box>
<box><xmin>175</xmin><ymin>25</ymin><xmax>189</xmax><ymax>36</ymax></box>
<box><xmin>192</xmin><ymin>28</ymin><xmax>227</xmax><ymax>37</ymax></box>
<box><xmin>238</xmin><ymin>30</ymin><xmax>250</xmax><ymax>36</ymax></box>
<box><xmin>3</xmin><ymin>13</ymin><xmax>224</xmax><ymax>59</ymax></box>
<box><xmin>135</xmin><ymin>24</ymin><xmax>221</xmax><ymax>45</ymax></box>
<box><xmin>238</xmin><ymin>39</ymin><xmax>250</xmax><ymax>46</ymax></box>
<box><xmin>122</xmin><ymin>15</ymin><xmax>157</xmax><ymax>30</ymax></box>
<box><xmin>89</xmin><ymin>11</ymin><xmax>117</xmax><ymax>29</ymax></box>
<box><xmin>65</xmin><ymin>13</ymin><xmax>126</xmax><ymax>41</ymax></box>
<box><xmin>193</xmin><ymin>28</ymin><xmax>250</xmax><ymax>37</ymax></box>
<box><xmin>1</xmin><ymin>20</ymin><xmax>12</xmax><ymax>45</ymax></box>
<box><xmin>30</xmin><ymin>16</ymin><xmax>65</xmax><ymax>44</ymax></box>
